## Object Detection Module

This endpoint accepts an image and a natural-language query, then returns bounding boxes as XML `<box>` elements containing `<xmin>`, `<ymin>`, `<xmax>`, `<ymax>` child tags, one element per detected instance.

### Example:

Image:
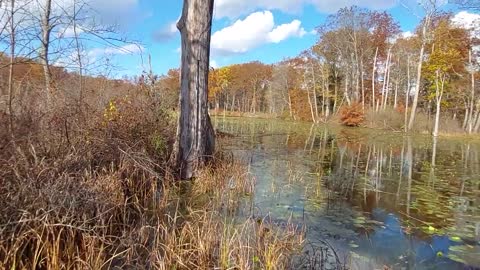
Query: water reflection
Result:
<box><xmin>215</xmin><ymin>117</ymin><xmax>480</xmax><ymax>269</ymax></box>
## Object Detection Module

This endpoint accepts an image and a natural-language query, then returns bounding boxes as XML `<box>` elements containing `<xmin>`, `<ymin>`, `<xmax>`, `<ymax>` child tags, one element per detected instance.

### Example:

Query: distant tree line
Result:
<box><xmin>157</xmin><ymin>4</ymin><xmax>479</xmax><ymax>135</ymax></box>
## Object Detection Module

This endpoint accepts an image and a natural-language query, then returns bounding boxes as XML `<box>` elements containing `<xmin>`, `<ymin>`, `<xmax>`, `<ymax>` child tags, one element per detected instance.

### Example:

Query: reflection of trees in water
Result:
<box><xmin>316</xmin><ymin>131</ymin><xmax>479</xmax><ymax>237</ymax></box>
<box><xmin>215</xmin><ymin>117</ymin><xmax>480</xmax><ymax>246</ymax></box>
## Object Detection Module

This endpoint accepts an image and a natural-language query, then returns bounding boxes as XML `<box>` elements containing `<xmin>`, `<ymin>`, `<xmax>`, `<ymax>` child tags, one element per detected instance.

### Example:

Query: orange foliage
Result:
<box><xmin>395</xmin><ymin>102</ymin><xmax>406</xmax><ymax>114</ymax></box>
<box><xmin>339</xmin><ymin>102</ymin><xmax>365</xmax><ymax>127</ymax></box>
<box><xmin>290</xmin><ymin>88</ymin><xmax>311</xmax><ymax>121</ymax></box>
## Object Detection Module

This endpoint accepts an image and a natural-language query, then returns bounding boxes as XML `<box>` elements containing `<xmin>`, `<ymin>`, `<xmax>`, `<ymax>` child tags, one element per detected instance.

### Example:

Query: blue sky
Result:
<box><xmin>87</xmin><ymin>0</ymin><xmax>477</xmax><ymax>78</ymax></box>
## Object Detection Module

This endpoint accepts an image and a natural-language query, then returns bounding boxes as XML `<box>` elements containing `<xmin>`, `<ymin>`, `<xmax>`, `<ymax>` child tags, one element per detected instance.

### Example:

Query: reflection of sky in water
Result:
<box><xmin>215</xmin><ymin>117</ymin><xmax>480</xmax><ymax>269</ymax></box>
<box><xmin>362</xmin><ymin>209</ymin><xmax>468</xmax><ymax>270</ymax></box>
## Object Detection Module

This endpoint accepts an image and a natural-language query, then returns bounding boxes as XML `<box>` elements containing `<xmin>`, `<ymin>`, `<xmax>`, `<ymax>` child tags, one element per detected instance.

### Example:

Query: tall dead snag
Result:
<box><xmin>172</xmin><ymin>0</ymin><xmax>215</xmax><ymax>179</ymax></box>
<box><xmin>7</xmin><ymin>0</ymin><xmax>15</xmax><ymax>136</ymax></box>
<box><xmin>408</xmin><ymin>0</ymin><xmax>436</xmax><ymax>131</ymax></box>
<box><xmin>40</xmin><ymin>0</ymin><xmax>53</xmax><ymax>105</ymax></box>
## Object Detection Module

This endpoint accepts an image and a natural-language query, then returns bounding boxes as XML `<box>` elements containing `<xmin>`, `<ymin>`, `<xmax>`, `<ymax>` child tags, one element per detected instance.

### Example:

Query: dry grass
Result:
<box><xmin>365</xmin><ymin>108</ymin><xmax>406</xmax><ymax>131</ymax></box>
<box><xmin>0</xmin><ymin>91</ymin><xmax>304</xmax><ymax>269</ymax></box>
<box><xmin>364</xmin><ymin>108</ymin><xmax>464</xmax><ymax>135</ymax></box>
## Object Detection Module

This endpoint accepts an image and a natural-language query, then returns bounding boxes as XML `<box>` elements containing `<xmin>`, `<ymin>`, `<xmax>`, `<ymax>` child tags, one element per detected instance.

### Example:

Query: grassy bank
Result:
<box><xmin>0</xmin><ymin>94</ymin><xmax>304</xmax><ymax>269</ymax></box>
<box><xmin>212</xmin><ymin>108</ymin><xmax>480</xmax><ymax>139</ymax></box>
<box><xmin>210</xmin><ymin>110</ymin><xmax>282</xmax><ymax>120</ymax></box>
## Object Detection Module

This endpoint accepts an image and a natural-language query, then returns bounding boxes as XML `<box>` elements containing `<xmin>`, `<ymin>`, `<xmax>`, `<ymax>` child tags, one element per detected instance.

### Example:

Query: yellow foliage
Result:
<box><xmin>103</xmin><ymin>100</ymin><xmax>119</xmax><ymax>123</ymax></box>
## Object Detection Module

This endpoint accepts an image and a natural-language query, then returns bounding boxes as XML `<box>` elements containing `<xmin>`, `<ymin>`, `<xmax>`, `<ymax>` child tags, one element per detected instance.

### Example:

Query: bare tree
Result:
<box><xmin>7</xmin><ymin>0</ymin><xmax>15</xmax><ymax>135</ymax></box>
<box><xmin>172</xmin><ymin>0</ymin><xmax>215</xmax><ymax>179</ymax></box>
<box><xmin>271</xmin><ymin>63</ymin><xmax>293</xmax><ymax>117</ymax></box>
<box><xmin>39</xmin><ymin>0</ymin><xmax>53</xmax><ymax>104</ymax></box>
<box><xmin>408</xmin><ymin>0</ymin><xmax>437</xmax><ymax>131</ymax></box>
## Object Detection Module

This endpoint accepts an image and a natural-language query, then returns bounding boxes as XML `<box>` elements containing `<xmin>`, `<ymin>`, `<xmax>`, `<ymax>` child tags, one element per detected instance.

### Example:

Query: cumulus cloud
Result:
<box><xmin>452</xmin><ymin>11</ymin><xmax>480</xmax><ymax>38</ymax></box>
<box><xmin>89</xmin><ymin>44</ymin><xmax>144</xmax><ymax>58</ymax></box>
<box><xmin>57</xmin><ymin>26</ymin><xmax>85</xmax><ymax>38</ymax></box>
<box><xmin>2</xmin><ymin>0</ymin><xmax>142</xmax><ymax>27</ymax></box>
<box><xmin>211</xmin><ymin>11</ymin><xmax>307</xmax><ymax>55</ymax></box>
<box><xmin>152</xmin><ymin>22</ymin><xmax>178</xmax><ymax>42</ymax></box>
<box><xmin>214</xmin><ymin>0</ymin><xmax>398</xmax><ymax>18</ymax></box>
<box><xmin>268</xmin><ymin>20</ymin><xmax>306</xmax><ymax>43</ymax></box>
<box><xmin>401</xmin><ymin>31</ymin><xmax>414</xmax><ymax>39</ymax></box>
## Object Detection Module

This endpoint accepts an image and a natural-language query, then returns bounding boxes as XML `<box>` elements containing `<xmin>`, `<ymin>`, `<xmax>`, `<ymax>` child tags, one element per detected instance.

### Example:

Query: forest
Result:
<box><xmin>156</xmin><ymin>5</ymin><xmax>480</xmax><ymax>135</ymax></box>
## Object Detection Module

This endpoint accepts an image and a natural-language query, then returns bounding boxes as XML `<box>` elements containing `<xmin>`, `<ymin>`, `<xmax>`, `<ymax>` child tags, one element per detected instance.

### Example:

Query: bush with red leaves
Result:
<box><xmin>339</xmin><ymin>102</ymin><xmax>365</xmax><ymax>127</ymax></box>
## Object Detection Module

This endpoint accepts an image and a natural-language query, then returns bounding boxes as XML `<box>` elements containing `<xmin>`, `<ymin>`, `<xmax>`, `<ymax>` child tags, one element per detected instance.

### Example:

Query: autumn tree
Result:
<box><xmin>270</xmin><ymin>60</ymin><xmax>296</xmax><ymax>117</ymax></box>
<box><xmin>407</xmin><ymin>0</ymin><xmax>439</xmax><ymax>131</ymax></box>
<box><xmin>315</xmin><ymin>7</ymin><xmax>400</xmax><ymax>112</ymax></box>
<box><xmin>423</xmin><ymin>15</ymin><xmax>470</xmax><ymax>136</ymax></box>
<box><xmin>209</xmin><ymin>66</ymin><xmax>231</xmax><ymax>112</ymax></box>
<box><xmin>158</xmin><ymin>68</ymin><xmax>180</xmax><ymax>109</ymax></box>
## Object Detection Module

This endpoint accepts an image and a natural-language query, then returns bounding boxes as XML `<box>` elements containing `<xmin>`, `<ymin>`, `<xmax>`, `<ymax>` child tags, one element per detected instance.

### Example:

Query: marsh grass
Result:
<box><xmin>0</xmin><ymin>92</ymin><xmax>305</xmax><ymax>269</ymax></box>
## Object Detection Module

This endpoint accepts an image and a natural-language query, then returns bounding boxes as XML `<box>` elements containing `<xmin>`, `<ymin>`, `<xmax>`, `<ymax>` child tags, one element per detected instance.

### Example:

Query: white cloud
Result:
<box><xmin>89</xmin><ymin>44</ymin><xmax>144</xmax><ymax>58</ymax></box>
<box><xmin>268</xmin><ymin>20</ymin><xmax>306</xmax><ymax>43</ymax></box>
<box><xmin>58</xmin><ymin>26</ymin><xmax>85</xmax><ymax>38</ymax></box>
<box><xmin>210</xmin><ymin>60</ymin><xmax>219</xmax><ymax>69</ymax></box>
<box><xmin>402</xmin><ymin>31</ymin><xmax>414</xmax><ymax>39</ymax></box>
<box><xmin>452</xmin><ymin>11</ymin><xmax>480</xmax><ymax>38</ymax></box>
<box><xmin>211</xmin><ymin>11</ymin><xmax>307</xmax><ymax>55</ymax></box>
<box><xmin>214</xmin><ymin>0</ymin><xmax>398</xmax><ymax>19</ymax></box>
<box><xmin>106</xmin><ymin>44</ymin><xmax>144</xmax><ymax>54</ymax></box>
<box><xmin>3</xmin><ymin>0</ymin><xmax>142</xmax><ymax>27</ymax></box>
<box><xmin>452</xmin><ymin>11</ymin><xmax>480</xmax><ymax>29</ymax></box>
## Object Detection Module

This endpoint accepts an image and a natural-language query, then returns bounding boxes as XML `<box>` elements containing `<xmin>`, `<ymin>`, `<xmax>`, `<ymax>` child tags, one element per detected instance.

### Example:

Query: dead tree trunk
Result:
<box><xmin>372</xmin><ymin>47</ymin><xmax>378</xmax><ymax>109</ymax></box>
<box><xmin>40</xmin><ymin>0</ymin><xmax>53</xmax><ymax>105</ymax></box>
<box><xmin>172</xmin><ymin>0</ymin><xmax>215</xmax><ymax>179</ymax></box>
<box><xmin>408</xmin><ymin>7</ymin><xmax>433</xmax><ymax>131</ymax></box>
<box><xmin>467</xmin><ymin>49</ymin><xmax>475</xmax><ymax>134</ymax></box>
<box><xmin>7</xmin><ymin>0</ymin><xmax>15</xmax><ymax>136</ymax></box>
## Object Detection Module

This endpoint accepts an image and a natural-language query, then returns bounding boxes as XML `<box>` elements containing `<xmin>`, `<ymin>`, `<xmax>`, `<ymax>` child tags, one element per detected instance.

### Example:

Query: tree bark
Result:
<box><xmin>408</xmin><ymin>13</ymin><xmax>432</xmax><ymax>131</ymax></box>
<box><xmin>333</xmin><ymin>71</ymin><xmax>338</xmax><ymax>113</ymax></box>
<box><xmin>288</xmin><ymin>89</ymin><xmax>294</xmax><ymax>119</ymax></box>
<box><xmin>40</xmin><ymin>0</ymin><xmax>53</xmax><ymax>106</ymax></box>
<box><xmin>305</xmin><ymin>75</ymin><xmax>316</xmax><ymax>123</ymax></box>
<box><xmin>73</xmin><ymin>0</ymin><xmax>84</xmax><ymax>107</ymax></box>
<box><xmin>360</xmin><ymin>58</ymin><xmax>365</xmax><ymax>111</ymax></box>
<box><xmin>310</xmin><ymin>62</ymin><xmax>319</xmax><ymax>122</ymax></box>
<box><xmin>467</xmin><ymin>49</ymin><xmax>475</xmax><ymax>134</ymax></box>
<box><xmin>372</xmin><ymin>47</ymin><xmax>378</xmax><ymax>109</ymax></box>
<box><xmin>474</xmin><ymin>109</ymin><xmax>480</xmax><ymax>133</ymax></box>
<box><xmin>405</xmin><ymin>56</ymin><xmax>411</xmax><ymax>132</ymax></box>
<box><xmin>7</xmin><ymin>0</ymin><xmax>15</xmax><ymax>136</ymax></box>
<box><xmin>172</xmin><ymin>0</ymin><xmax>215</xmax><ymax>179</ymax></box>
<box><xmin>433</xmin><ymin>71</ymin><xmax>445</xmax><ymax>137</ymax></box>
<box><xmin>383</xmin><ymin>50</ymin><xmax>392</xmax><ymax>110</ymax></box>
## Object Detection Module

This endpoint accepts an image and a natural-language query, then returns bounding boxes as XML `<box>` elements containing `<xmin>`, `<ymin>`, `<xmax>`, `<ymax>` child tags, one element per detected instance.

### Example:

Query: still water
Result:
<box><xmin>214</xmin><ymin>117</ymin><xmax>480</xmax><ymax>270</ymax></box>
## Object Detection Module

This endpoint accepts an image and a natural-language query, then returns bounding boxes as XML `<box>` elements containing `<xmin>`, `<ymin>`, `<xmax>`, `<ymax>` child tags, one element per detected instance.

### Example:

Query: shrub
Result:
<box><xmin>339</xmin><ymin>102</ymin><xmax>365</xmax><ymax>127</ymax></box>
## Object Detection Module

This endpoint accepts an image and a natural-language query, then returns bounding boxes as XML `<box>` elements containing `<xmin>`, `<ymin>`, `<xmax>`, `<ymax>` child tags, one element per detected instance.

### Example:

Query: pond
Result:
<box><xmin>214</xmin><ymin>116</ymin><xmax>480</xmax><ymax>270</ymax></box>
